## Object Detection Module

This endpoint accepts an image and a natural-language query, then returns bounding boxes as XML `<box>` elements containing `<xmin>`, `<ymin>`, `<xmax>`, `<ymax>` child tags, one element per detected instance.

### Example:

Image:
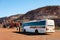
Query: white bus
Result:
<box><xmin>22</xmin><ymin>19</ymin><xmax>55</xmax><ymax>33</ymax></box>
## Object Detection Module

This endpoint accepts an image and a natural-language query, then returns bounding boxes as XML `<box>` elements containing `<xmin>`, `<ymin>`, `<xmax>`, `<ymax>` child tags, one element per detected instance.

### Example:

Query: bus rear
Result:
<box><xmin>46</xmin><ymin>20</ymin><xmax>55</xmax><ymax>32</ymax></box>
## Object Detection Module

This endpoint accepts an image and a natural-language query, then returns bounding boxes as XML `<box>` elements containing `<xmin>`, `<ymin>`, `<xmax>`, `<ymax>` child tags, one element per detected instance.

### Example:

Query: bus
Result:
<box><xmin>22</xmin><ymin>19</ymin><xmax>55</xmax><ymax>33</ymax></box>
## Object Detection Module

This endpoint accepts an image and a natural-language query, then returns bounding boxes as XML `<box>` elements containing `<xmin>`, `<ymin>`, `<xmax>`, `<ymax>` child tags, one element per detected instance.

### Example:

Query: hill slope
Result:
<box><xmin>20</xmin><ymin>6</ymin><xmax>60</xmax><ymax>20</ymax></box>
<box><xmin>19</xmin><ymin>6</ymin><xmax>60</xmax><ymax>26</ymax></box>
<box><xmin>0</xmin><ymin>14</ymin><xmax>24</xmax><ymax>23</ymax></box>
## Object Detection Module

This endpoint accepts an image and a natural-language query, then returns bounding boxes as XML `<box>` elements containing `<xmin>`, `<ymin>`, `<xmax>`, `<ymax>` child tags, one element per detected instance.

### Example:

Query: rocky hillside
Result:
<box><xmin>0</xmin><ymin>17</ymin><xmax>8</xmax><ymax>24</ymax></box>
<box><xmin>20</xmin><ymin>6</ymin><xmax>60</xmax><ymax>20</ymax></box>
<box><xmin>8</xmin><ymin>14</ymin><xmax>23</xmax><ymax>21</ymax></box>
<box><xmin>0</xmin><ymin>14</ymin><xmax>23</xmax><ymax>23</ymax></box>
<box><xmin>0</xmin><ymin>6</ymin><xmax>60</xmax><ymax>27</ymax></box>
<box><xmin>19</xmin><ymin>6</ymin><xmax>60</xmax><ymax>26</ymax></box>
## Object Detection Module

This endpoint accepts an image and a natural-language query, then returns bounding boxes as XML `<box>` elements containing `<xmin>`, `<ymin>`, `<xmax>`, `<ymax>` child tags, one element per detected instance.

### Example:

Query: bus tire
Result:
<box><xmin>23</xmin><ymin>29</ymin><xmax>26</xmax><ymax>33</ymax></box>
<box><xmin>35</xmin><ymin>30</ymin><xmax>38</xmax><ymax>33</ymax></box>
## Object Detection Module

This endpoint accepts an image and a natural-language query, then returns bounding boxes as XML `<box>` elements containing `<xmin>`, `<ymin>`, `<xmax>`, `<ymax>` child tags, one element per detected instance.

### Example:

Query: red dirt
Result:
<box><xmin>0</xmin><ymin>28</ymin><xmax>60</xmax><ymax>40</ymax></box>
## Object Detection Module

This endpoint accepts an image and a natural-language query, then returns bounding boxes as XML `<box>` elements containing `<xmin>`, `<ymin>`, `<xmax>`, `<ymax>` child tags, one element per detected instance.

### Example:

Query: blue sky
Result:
<box><xmin>0</xmin><ymin>0</ymin><xmax>60</xmax><ymax>17</ymax></box>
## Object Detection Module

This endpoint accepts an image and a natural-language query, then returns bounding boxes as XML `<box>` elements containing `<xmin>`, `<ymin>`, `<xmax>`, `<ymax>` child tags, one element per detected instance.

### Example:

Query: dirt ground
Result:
<box><xmin>0</xmin><ymin>28</ymin><xmax>60</xmax><ymax>40</ymax></box>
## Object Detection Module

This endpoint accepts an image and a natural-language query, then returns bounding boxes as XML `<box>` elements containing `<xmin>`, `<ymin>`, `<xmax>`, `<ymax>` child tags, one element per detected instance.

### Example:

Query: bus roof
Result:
<box><xmin>23</xmin><ymin>19</ymin><xmax>53</xmax><ymax>24</ymax></box>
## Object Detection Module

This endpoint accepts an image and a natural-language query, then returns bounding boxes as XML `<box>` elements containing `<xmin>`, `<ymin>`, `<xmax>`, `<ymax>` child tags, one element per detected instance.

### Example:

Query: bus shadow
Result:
<box><xmin>13</xmin><ymin>31</ymin><xmax>49</xmax><ymax>36</ymax></box>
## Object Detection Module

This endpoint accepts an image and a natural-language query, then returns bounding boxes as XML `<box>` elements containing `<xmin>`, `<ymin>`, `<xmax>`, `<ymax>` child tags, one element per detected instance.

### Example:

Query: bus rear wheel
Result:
<box><xmin>35</xmin><ymin>30</ymin><xmax>38</xmax><ymax>33</ymax></box>
<box><xmin>23</xmin><ymin>29</ymin><xmax>26</xmax><ymax>33</ymax></box>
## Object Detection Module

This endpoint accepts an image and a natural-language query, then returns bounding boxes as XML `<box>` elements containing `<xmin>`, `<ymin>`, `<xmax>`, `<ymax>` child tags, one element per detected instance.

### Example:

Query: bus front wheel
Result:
<box><xmin>23</xmin><ymin>29</ymin><xmax>26</xmax><ymax>33</ymax></box>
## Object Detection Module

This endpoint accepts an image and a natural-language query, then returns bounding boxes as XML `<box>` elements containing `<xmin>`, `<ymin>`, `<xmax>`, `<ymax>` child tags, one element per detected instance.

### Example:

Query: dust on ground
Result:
<box><xmin>0</xmin><ymin>28</ymin><xmax>60</xmax><ymax>40</ymax></box>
